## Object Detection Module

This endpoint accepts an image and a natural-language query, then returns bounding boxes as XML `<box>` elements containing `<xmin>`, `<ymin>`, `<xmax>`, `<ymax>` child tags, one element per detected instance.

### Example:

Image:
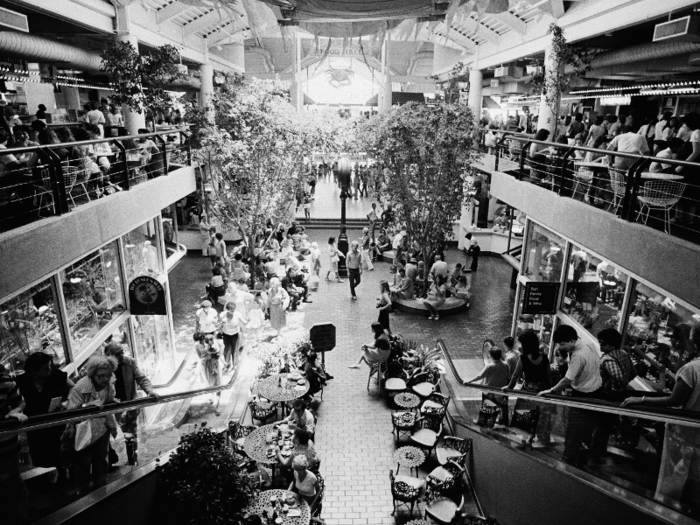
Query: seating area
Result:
<box><xmin>394</xmin><ymin>297</ymin><xmax>469</xmax><ymax>317</ymax></box>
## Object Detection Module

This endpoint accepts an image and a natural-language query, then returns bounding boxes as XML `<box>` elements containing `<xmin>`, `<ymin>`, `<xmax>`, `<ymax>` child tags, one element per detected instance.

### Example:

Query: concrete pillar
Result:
<box><xmin>467</xmin><ymin>69</ymin><xmax>483</xmax><ymax>117</ymax></box>
<box><xmin>118</xmin><ymin>31</ymin><xmax>147</xmax><ymax>134</ymax></box>
<box><xmin>380</xmin><ymin>37</ymin><xmax>392</xmax><ymax>113</ymax></box>
<box><xmin>289</xmin><ymin>79</ymin><xmax>303</xmax><ymax>112</ymax></box>
<box><xmin>536</xmin><ymin>42</ymin><xmax>562</xmax><ymax>137</ymax></box>
<box><xmin>199</xmin><ymin>62</ymin><xmax>214</xmax><ymax>121</ymax></box>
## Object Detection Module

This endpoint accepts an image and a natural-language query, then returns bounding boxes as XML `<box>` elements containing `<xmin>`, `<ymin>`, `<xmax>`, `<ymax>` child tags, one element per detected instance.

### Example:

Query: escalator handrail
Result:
<box><xmin>437</xmin><ymin>338</ymin><xmax>700</xmax><ymax>429</ymax></box>
<box><xmin>150</xmin><ymin>345</ymin><xmax>197</xmax><ymax>390</ymax></box>
<box><xmin>0</xmin><ymin>368</ymin><xmax>239</xmax><ymax>436</ymax></box>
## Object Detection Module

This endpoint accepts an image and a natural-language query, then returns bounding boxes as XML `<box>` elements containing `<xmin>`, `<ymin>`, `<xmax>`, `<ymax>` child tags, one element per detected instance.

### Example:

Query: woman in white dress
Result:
<box><xmin>325</xmin><ymin>236</ymin><xmax>344</xmax><ymax>283</ymax></box>
<box><xmin>266</xmin><ymin>278</ymin><xmax>290</xmax><ymax>336</ymax></box>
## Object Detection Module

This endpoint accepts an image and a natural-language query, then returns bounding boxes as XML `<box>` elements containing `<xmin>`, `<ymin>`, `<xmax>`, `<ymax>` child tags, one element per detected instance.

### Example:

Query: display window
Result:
<box><xmin>623</xmin><ymin>282</ymin><xmax>700</xmax><ymax>387</ymax></box>
<box><xmin>522</xmin><ymin>222</ymin><xmax>566</xmax><ymax>282</ymax></box>
<box><xmin>123</xmin><ymin>218</ymin><xmax>163</xmax><ymax>282</ymax></box>
<box><xmin>0</xmin><ymin>279</ymin><xmax>67</xmax><ymax>370</ymax></box>
<box><xmin>561</xmin><ymin>245</ymin><xmax>630</xmax><ymax>339</ymax></box>
<box><xmin>60</xmin><ymin>241</ymin><xmax>125</xmax><ymax>355</ymax></box>
<box><xmin>132</xmin><ymin>314</ymin><xmax>175</xmax><ymax>385</ymax></box>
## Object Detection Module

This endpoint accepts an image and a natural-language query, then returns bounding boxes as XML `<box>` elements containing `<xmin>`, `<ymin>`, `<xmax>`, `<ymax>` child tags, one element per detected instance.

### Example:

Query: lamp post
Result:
<box><xmin>336</xmin><ymin>158</ymin><xmax>352</xmax><ymax>277</ymax></box>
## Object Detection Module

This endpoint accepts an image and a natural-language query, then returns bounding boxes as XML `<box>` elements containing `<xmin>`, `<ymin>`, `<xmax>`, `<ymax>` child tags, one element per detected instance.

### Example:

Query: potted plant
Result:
<box><xmin>156</xmin><ymin>426</ymin><xmax>258</xmax><ymax>525</ymax></box>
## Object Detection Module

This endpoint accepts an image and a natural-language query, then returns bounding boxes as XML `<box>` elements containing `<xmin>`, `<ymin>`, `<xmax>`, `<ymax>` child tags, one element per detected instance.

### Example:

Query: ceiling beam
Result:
<box><xmin>182</xmin><ymin>10</ymin><xmax>230</xmax><ymax>37</ymax></box>
<box><xmin>156</xmin><ymin>1</ymin><xmax>191</xmax><ymax>25</ymax></box>
<box><xmin>491</xmin><ymin>12</ymin><xmax>527</xmax><ymax>35</ymax></box>
<box><xmin>206</xmin><ymin>21</ymin><xmax>247</xmax><ymax>46</ymax></box>
<box><xmin>432</xmin><ymin>28</ymin><xmax>476</xmax><ymax>53</ymax></box>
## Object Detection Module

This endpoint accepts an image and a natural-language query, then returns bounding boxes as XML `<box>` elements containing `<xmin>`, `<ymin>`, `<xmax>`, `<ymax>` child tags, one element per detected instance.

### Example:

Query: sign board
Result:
<box><xmin>309</xmin><ymin>323</ymin><xmax>336</xmax><ymax>353</ymax></box>
<box><xmin>522</xmin><ymin>282</ymin><xmax>560</xmax><ymax>315</ymax></box>
<box><xmin>128</xmin><ymin>276</ymin><xmax>167</xmax><ymax>315</ymax></box>
<box><xmin>490</xmin><ymin>79</ymin><xmax>500</xmax><ymax>88</ymax></box>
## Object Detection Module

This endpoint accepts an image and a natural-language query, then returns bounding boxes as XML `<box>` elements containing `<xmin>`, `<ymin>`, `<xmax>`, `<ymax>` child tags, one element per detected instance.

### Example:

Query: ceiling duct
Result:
<box><xmin>589</xmin><ymin>41</ymin><xmax>700</xmax><ymax>70</ymax></box>
<box><xmin>0</xmin><ymin>31</ymin><xmax>103</xmax><ymax>71</ymax></box>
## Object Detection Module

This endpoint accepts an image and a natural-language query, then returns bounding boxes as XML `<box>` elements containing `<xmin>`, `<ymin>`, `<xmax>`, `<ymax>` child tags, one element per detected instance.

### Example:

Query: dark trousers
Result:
<box><xmin>222</xmin><ymin>332</ymin><xmax>239</xmax><ymax>368</ymax></box>
<box><xmin>75</xmin><ymin>431</ymin><xmax>110</xmax><ymax>490</ymax></box>
<box><xmin>348</xmin><ymin>268</ymin><xmax>361</xmax><ymax>297</ymax></box>
<box><xmin>562</xmin><ymin>389</ymin><xmax>603</xmax><ymax>467</ymax></box>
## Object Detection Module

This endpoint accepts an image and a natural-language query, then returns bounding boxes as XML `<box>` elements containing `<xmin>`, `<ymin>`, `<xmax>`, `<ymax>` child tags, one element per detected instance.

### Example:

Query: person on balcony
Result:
<box><xmin>606</xmin><ymin>123</ymin><xmax>649</xmax><ymax>171</ymax></box>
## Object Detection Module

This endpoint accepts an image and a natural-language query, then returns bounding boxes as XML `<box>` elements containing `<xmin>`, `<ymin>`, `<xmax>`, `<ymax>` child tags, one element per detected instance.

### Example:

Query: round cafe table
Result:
<box><xmin>394</xmin><ymin>392</ymin><xmax>421</xmax><ymax>412</ymax></box>
<box><xmin>246</xmin><ymin>489</ymin><xmax>311</xmax><ymax>525</ymax></box>
<box><xmin>394</xmin><ymin>446</ymin><xmax>426</xmax><ymax>477</ymax></box>
<box><xmin>256</xmin><ymin>373</ymin><xmax>310</xmax><ymax>404</ymax></box>
<box><xmin>244</xmin><ymin>423</ymin><xmax>293</xmax><ymax>466</ymax></box>
<box><xmin>405</xmin><ymin>520</ymin><xmax>432</xmax><ymax>525</ymax></box>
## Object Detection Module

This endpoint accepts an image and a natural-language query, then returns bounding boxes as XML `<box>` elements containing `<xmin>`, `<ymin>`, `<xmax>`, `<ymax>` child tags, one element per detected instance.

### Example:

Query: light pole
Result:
<box><xmin>336</xmin><ymin>158</ymin><xmax>352</xmax><ymax>277</ymax></box>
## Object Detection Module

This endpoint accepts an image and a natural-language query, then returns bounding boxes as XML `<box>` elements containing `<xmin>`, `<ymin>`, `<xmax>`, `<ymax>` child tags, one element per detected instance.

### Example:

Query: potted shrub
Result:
<box><xmin>156</xmin><ymin>426</ymin><xmax>258</xmax><ymax>525</ymax></box>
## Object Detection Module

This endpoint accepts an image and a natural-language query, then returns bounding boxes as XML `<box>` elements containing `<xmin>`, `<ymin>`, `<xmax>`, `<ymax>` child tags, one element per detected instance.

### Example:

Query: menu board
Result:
<box><xmin>522</xmin><ymin>282</ymin><xmax>560</xmax><ymax>315</ymax></box>
<box><xmin>309</xmin><ymin>323</ymin><xmax>336</xmax><ymax>353</ymax></box>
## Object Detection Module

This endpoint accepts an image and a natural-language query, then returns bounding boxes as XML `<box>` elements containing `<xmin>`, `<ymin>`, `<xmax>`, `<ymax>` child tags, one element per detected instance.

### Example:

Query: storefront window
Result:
<box><xmin>522</xmin><ymin>222</ymin><xmax>566</xmax><ymax>282</ymax></box>
<box><xmin>123</xmin><ymin>219</ymin><xmax>163</xmax><ymax>281</ymax></box>
<box><xmin>515</xmin><ymin>285</ymin><xmax>555</xmax><ymax>348</ymax></box>
<box><xmin>0</xmin><ymin>279</ymin><xmax>66</xmax><ymax>369</ymax></box>
<box><xmin>70</xmin><ymin>318</ymin><xmax>133</xmax><ymax>382</ymax></box>
<box><xmin>623</xmin><ymin>282</ymin><xmax>700</xmax><ymax>385</ymax></box>
<box><xmin>561</xmin><ymin>246</ymin><xmax>629</xmax><ymax>338</ymax></box>
<box><xmin>61</xmin><ymin>241</ymin><xmax>124</xmax><ymax>355</ymax></box>
<box><xmin>132</xmin><ymin>315</ymin><xmax>175</xmax><ymax>385</ymax></box>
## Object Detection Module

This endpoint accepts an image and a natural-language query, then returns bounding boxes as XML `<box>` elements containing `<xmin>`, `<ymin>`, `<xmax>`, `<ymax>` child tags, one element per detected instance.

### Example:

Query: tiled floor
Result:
<box><xmin>166</xmin><ymin>179</ymin><xmax>515</xmax><ymax>524</ymax></box>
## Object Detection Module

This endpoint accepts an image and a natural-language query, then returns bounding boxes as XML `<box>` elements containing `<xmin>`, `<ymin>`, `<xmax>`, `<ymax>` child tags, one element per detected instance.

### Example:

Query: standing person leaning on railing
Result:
<box><xmin>622</xmin><ymin>323</ymin><xmax>700</xmax><ymax>505</ymax></box>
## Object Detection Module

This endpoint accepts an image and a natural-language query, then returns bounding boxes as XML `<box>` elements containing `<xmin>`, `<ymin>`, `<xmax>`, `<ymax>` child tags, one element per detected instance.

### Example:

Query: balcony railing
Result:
<box><xmin>477</xmin><ymin>130</ymin><xmax>700</xmax><ymax>246</ymax></box>
<box><xmin>0</xmin><ymin>131</ymin><xmax>192</xmax><ymax>233</ymax></box>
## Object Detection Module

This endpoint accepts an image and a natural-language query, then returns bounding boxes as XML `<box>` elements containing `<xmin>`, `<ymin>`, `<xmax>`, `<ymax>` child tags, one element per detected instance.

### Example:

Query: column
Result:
<box><xmin>115</xmin><ymin>3</ymin><xmax>146</xmax><ymax>134</ymax></box>
<box><xmin>536</xmin><ymin>41</ymin><xmax>562</xmax><ymax>137</ymax></box>
<box><xmin>467</xmin><ymin>68</ymin><xmax>483</xmax><ymax>117</ymax></box>
<box><xmin>199</xmin><ymin>61</ymin><xmax>214</xmax><ymax>122</ymax></box>
<box><xmin>379</xmin><ymin>37</ymin><xmax>392</xmax><ymax>113</ymax></box>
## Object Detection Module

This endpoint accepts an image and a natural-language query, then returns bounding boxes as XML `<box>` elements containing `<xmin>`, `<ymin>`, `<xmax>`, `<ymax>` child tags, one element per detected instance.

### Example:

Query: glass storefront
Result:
<box><xmin>513</xmin><ymin>219</ymin><xmax>700</xmax><ymax>389</ymax></box>
<box><xmin>0</xmin><ymin>215</ymin><xmax>179</xmax><ymax>389</ymax></box>
<box><xmin>522</xmin><ymin>222</ymin><xmax>566</xmax><ymax>282</ymax></box>
<box><xmin>0</xmin><ymin>279</ymin><xmax>65</xmax><ymax>369</ymax></box>
<box><xmin>60</xmin><ymin>241</ymin><xmax>125</xmax><ymax>355</ymax></box>
<box><xmin>561</xmin><ymin>245</ymin><xmax>630</xmax><ymax>339</ymax></box>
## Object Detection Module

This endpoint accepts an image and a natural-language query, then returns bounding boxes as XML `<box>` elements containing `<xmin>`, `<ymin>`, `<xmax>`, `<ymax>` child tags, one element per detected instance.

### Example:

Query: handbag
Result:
<box><xmin>75</xmin><ymin>417</ymin><xmax>108</xmax><ymax>451</ymax></box>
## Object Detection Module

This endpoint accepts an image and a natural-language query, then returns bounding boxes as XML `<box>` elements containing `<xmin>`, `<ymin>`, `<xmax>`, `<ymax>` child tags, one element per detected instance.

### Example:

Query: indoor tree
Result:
<box><xmin>195</xmin><ymin>77</ymin><xmax>340</xmax><ymax>285</ymax></box>
<box><xmin>101</xmin><ymin>41</ymin><xmax>185</xmax><ymax>126</ymax></box>
<box><xmin>357</xmin><ymin>102</ymin><xmax>481</xmax><ymax>292</ymax></box>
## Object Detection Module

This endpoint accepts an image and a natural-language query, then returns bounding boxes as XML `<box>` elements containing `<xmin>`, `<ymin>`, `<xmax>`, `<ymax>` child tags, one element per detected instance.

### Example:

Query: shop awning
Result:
<box><xmin>482</xmin><ymin>96</ymin><xmax>501</xmax><ymax>109</ymax></box>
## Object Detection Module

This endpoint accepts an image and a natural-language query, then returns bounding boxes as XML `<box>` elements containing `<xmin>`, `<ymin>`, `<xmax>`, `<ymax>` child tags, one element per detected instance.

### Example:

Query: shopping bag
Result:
<box><xmin>111</xmin><ymin>425</ymin><xmax>127</xmax><ymax>461</ymax></box>
<box><xmin>309</xmin><ymin>274</ymin><xmax>320</xmax><ymax>291</ymax></box>
<box><xmin>74</xmin><ymin>417</ymin><xmax>107</xmax><ymax>451</ymax></box>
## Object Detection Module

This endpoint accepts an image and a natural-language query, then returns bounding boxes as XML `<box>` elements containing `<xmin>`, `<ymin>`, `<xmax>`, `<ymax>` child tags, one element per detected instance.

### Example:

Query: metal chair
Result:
<box><xmin>424</xmin><ymin>493</ymin><xmax>464</xmax><ymax>524</ymax></box>
<box><xmin>435</xmin><ymin>436</ymin><xmax>472</xmax><ymax>466</ymax></box>
<box><xmin>420</xmin><ymin>392</ymin><xmax>450</xmax><ymax>417</ymax></box>
<box><xmin>367</xmin><ymin>359</ymin><xmax>388</xmax><ymax>394</ymax></box>
<box><xmin>63</xmin><ymin>166</ymin><xmax>79</xmax><ymax>208</ymax></box>
<box><xmin>572</xmin><ymin>161</ymin><xmax>594</xmax><ymax>201</ymax></box>
<box><xmin>32</xmin><ymin>166</ymin><xmax>54</xmax><ymax>216</ymax></box>
<box><xmin>636</xmin><ymin>180</ymin><xmax>687</xmax><ymax>233</ymax></box>
<box><xmin>409</xmin><ymin>416</ymin><xmax>443</xmax><ymax>460</ymax></box>
<box><xmin>73</xmin><ymin>165</ymin><xmax>92</xmax><ymax>203</ymax></box>
<box><xmin>391</xmin><ymin>410</ymin><xmax>418</xmax><ymax>445</ymax></box>
<box><xmin>310</xmin><ymin>472</ymin><xmax>325</xmax><ymax>517</ymax></box>
<box><xmin>389</xmin><ymin>469</ymin><xmax>424</xmax><ymax>517</ymax></box>
<box><xmin>607</xmin><ymin>167</ymin><xmax>627</xmax><ymax>215</ymax></box>
<box><xmin>227</xmin><ymin>420</ymin><xmax>257</xmax><ymax>453</ymax></box>
<box><xmin>248</xmin><ymin>399</ymin><xmax>278</xmax><ymax>425</ymax></box>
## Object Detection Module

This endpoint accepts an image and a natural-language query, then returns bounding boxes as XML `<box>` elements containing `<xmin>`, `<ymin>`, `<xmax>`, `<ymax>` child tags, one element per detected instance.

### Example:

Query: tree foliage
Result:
<box><xmin>156</xmin><ymin>427</ymin><xmax>258</xmax><ymax>525</ymax></box>
<box><xmin>101</xmin><ymin>41</ymin><xmax>184</xmax><ymax>116</ymax></box>
<box><xmin>195</xmin><ymin>76</ymin><xmax>347</xmax><ymax>283</ymax></box>
<box><xmin>356</xmin><ymin>102</ymin><xmax>481</xmax><ymax>289</ymax></box>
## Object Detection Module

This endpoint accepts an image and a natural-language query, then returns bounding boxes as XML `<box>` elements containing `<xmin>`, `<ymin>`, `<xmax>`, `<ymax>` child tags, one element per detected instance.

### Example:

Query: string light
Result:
<box><xmin>570</xmin><ymin>80</ymin><xmax>700</xmax><ymax>96</ymax></box>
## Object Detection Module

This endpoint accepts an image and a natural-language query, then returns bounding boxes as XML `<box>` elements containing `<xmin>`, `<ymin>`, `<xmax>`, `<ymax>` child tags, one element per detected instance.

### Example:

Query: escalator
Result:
<box><xmin>1</xmin><ymin>352</ymin><xmax>253</xmax><ymax>525</ymax></box>
<box><xmin>437</xmin><ymin>339</ymin><xmax>700</xmax><ymax>525</ymax></box>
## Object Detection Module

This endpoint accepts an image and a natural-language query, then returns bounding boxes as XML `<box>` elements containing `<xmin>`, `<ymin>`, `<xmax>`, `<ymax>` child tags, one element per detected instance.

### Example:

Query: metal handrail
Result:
<box><xmin>437</xmin><ymin>338</ymin><xmax>700</xmax><ymax>429</ymax></box>
<box><xmin>0</xmin><ymin>369</ymin><xmax>238</xmax><ymax>436</ymax></box>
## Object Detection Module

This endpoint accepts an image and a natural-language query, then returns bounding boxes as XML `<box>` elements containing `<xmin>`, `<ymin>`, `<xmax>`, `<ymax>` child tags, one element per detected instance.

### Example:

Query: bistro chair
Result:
<box><xmin>384</xmin><ymin>362</ymin><xmax>409</xmax><ymax>397</ymax></box>
<box><xmin>424</xmin><ymin>493</ymin><xmax>464</xmax><ymax>525</ymax></box>
<box><xmin>435</xmin><ymin>436</ymin><xmax>472</xmax><ymax>467</ymax></box>
<box><xmin>421</xmin><ymin>392</ymin><xmax>451</xmax><ymax>417</ymax></box>
<box><xmin>636</xmin><ymin>180</ymin><xmax>687</xmax><ymax>234</ymax></box>
<box><xmin>572</xmin><ymin>161</ymin><xmax>595</xmax><ymax>201</ymax></box>
<box><xmin>32</xmin><ymin>166</ymin><xmax>55</xmax><ymax>216</ymax></box>
<box><xmin>410</xmin><ymin>368</ymin><xmax>440</xmax><ymax>398</ymax></box>
<box><xmin>227</xmin><ymin>420</ymin><xmax>257</xmax><ymax>453</ymax></box>
<box><xmin>392</xmin><ymin>410</ymin><xmax>419</xmax><ymax>445</ymax></box>
<box><xmin>607</xmin><ymin>167</ymin><xmax>627</xmax><ymax>215</ymax></box>
<box><xmin>63</xmin><ymin>166</ymin><xmax>79</xmax><ymax>208</ymax></box>
<box><xmin>367</xmin><ymin>359</ymin><xmax>389</xmax><ymax>394</ymax></box>
<box><xmin>310</xmin><ymin>472</ymin><xmax>325</xmax><ymax>517</ymax></box>
<box><xmin>389</xmin><ymin>469</ymin><xmax>424</xmax><ymax>517</ymax></box>
<box><xmin>248</xmin><ymin>398</ymin><xmax>278</xmax><ymax>425</ymax></box>
<box><xmin>73</xmin><ymin>165</ymin><xmax>92</xmax><ymax>203</ymax></box>
<box><xmin>409</xmin><ymin>416</ymin><xmax>443</xmax><ymax>460</ymax></box>
<box><xmin>425</xmin><ymin>458</ymin><xmax>464</xmax><ymax>502</ymax></box>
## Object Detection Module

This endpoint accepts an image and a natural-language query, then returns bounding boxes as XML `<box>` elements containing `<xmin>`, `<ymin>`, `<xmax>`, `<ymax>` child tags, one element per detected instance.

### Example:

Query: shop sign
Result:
<box><xmin>522</xmin><ymin>282</ymin><xmax>560</xmax><ymax>315</ymax></box>
<box><xmin>128</xmin><ymin>276</ymin><xmax>167</xmax><ymax>315</ymax></box>
<box><xmin>490</xmin><ymin>79</ymin><xmax>500</xmax><ymax>88</ymax></box>
<box><xmin>309</xmin><ymin>323</ymin><xmax>336</xmax><ymax>353</ymax></box>
<box><xmin>600</xmin><ymin>95</ymin><xmax>631</xmax><ymax>106</ymax></box>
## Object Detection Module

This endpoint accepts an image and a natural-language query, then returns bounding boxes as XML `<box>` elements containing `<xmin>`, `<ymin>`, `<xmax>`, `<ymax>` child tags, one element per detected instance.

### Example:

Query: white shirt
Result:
<box><xmin>220</xmin><ymin>310</ymin><xmax>244</xmax><ymax>335</ymax></box>
<box><xmin>565</xmin><ymin>339</ymin><xmax>602</xmax><ymax>393</ymax></box>
<box><xmin>608</xmin><ymin>132</ymin><xmax>649</xmax><ymax>169</ymax></box>
<box><xmin>655</xmin><ymin>119</ymin><xmax>668</xmax><ymax>138</ymax></box>
<box><xmin>430</xmin><ymin>260</ymin><xmax>449</xmax><ymax>279</ymax></box>
<box><xmin>196</xmin><ymin>307</ymin><xmax>218</xmax><ymax>333</ymax></box>
<box><xmin>649</xmin><ymin>148</ymin><xmax>674</xmax><ymax>173</ymax></box>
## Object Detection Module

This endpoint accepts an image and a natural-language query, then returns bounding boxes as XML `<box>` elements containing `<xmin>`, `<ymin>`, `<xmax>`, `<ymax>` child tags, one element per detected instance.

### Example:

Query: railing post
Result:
<box><xmin>626</xmin><ymin>157</ymin><xmax>651</xmax><ymax>221</ymax></box>
<box><xmin>43</xmin><ymin>147</ymin><xmax>69</xmax><ymax>214</ymax></box>
<box><xmin>495</xmin><ymin>132</ymin><xmax>508</xmax><ymax>172</ymax></box>
<box><xmin>560</xmin><ymin>147</ymin><xmax>576</xmax><ymax>196</ymax></box>
<box><xmin>621</xmin><ymin>157</ymin><xmax>647</xmax><ymax>221</ymax></box>
<box><xmin>112</xmin><ymin>139</ymin><xmax>130</xmax><ymax>191</ymax></box>
<box><xmin>519</xmin><ymin>140</ymin><xmax>530</xmax><ymax>181</ymax></box>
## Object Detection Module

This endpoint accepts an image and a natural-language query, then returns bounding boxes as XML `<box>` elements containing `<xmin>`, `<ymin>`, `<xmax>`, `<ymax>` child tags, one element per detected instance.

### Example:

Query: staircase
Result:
<box><xmin>294</xmin><ymin>217</ymin><xmax>368</xmax><ymax>230</ymax></box>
